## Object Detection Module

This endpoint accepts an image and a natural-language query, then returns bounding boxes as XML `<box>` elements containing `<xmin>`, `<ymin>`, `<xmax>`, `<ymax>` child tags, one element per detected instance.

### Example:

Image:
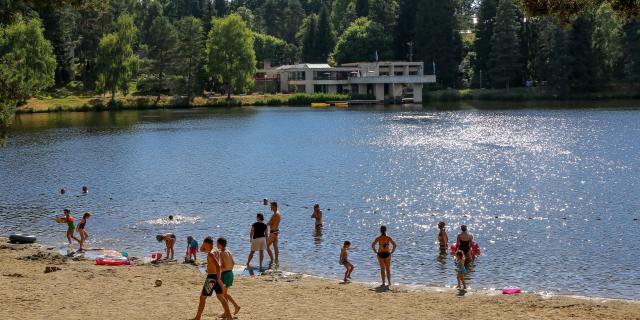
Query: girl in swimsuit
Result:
<box><xmin>156</xmin><ymin>233</ymin><xmax>176</xmax><ymax>260</ymax></box>
<box><xmin>371</xmin><ymin>225</ymin><xmax>396</xmax><ymax>287</ymax></box>
<box><xmin>455</xmin><ymin>251</ymin><xmax>468</xmax><ymax>289</ymax></box>
<box><xmin>76</xmin><ymin>212</ymin><xmax>91</xmax><ymax>251</ymax></box>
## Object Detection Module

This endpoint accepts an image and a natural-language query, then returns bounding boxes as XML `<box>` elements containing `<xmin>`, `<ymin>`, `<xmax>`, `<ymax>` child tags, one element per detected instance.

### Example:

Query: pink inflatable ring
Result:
<box><xmin>502</xmin><ymin>287</ymin><xmax>521</xmax><ymax>294</ymax></box>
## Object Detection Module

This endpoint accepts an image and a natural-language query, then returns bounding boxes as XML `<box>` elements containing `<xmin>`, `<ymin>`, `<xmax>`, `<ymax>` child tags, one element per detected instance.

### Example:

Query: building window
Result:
<box><xmin>351</xmin><ymin>84</ymin><xmax>359</xmax><ymax>94</ymax></box>
<box><xmin>380</xmin><ymin>72</ymin><xmax>389</xmax><ymax>76</ymax></box>
<box><xmin>289</xmin><ymin>71</ymin><xmax>305</xmax><ymax>81</ymax></box>
<box><xmin>409</xmin><ymin>71</ymin><xmax>418</xmax><ymax>75</ymax></box>
<box><xmin>395</xmin><ymin>71</ymin><xmax>404</xmax><ymax>76</ymax></box>
<box><xmin>314</xmin><ymin>84</ymin><xmax>328</xmax><ymax>93</ymax></box>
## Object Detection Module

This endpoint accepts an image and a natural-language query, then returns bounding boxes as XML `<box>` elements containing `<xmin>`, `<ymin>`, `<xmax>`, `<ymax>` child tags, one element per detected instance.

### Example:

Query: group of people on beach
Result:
<box><xmin>58</xmin><ymin>192</ymin><xmax>477</xmax><ymax>319</ymax></box>
<box><xmin>57</xmin><ymin>186</ymin><xmax>92</xmax><ymax>251</ymax></box>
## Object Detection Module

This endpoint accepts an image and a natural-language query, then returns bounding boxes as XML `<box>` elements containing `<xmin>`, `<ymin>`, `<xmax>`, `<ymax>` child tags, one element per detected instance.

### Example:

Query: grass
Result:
<box><xmin>17</xmin><ymin>92</ymin><xmax>363</xmax><ymax>114</ymax></box>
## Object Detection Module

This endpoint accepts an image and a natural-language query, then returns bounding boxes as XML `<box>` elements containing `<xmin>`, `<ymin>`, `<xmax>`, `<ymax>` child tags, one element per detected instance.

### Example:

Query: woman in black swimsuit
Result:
<box><xmin>371</xmin><ymin>225</ymin><xmax>397</xmax><ymax>287</ymax></box>
<box><xmin>456</xmin><ymin>225</ymin><xmax>474</xmax><ymax>265</ymax></box>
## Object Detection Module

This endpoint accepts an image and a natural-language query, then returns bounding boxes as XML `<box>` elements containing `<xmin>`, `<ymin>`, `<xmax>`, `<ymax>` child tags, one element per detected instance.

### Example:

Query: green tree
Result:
<box><xmin>487</xmin><ymin>0</ymin><xmax>523</xmax><ymax>88</ymax></box>
<box><xmin>234</xmin><ymin>6</ymin><xmax>257</xmax><ymax>31</ymax></box>
<box><xmin>174</xmin><ymin>16</ymin><xmax>205</xmax><ymax>101</ymax></box>
<box><xmin>368</xmin><ymin>0</ymin><xmax>398</xmax><ymax>35</ymax></box>
<box><xmin>355</xmin><ymin>0</ymin><xmax>369</xmax><ymax>17</ymax></box>
<box><xmin>393</xmin><ymin>0</ymin><xmax>417</xmax><ymax>60</ymax></box>
<box><xmin>473</xmin><ymin>0</ymin><xmax>498</xmax><ymax>87</ymax></box>
<box><xmin>214</xmin><ymin>0</ymin><xmax>229</xmax><ymax>17</ymax></box>
<box><xmin>95</xmin><ymin>14</ymin><xmax>139</xmax><ymax>102</ymax></box>
<box><xmin>592</xmin><ymin>3</ymin><xmax>624</xmax><ymax>82</ymax></box>
<box><xmin>331</xmin><ymin>0</ymin><xmax>357</xmax><ymax>35</ymax></box>
<box><xmin>549</xmin><ymin>25</ymin><xmax>571</xmax><ymax>94</ymax></box>
<box><xmin>522</xmin><ymin>0</ymin><xmax>639</xmax><ymax>18</ymax></box>
<box><xmin>529</xmin><ymin>17</ymin><xmax>560</xmax><ymax>84</ymax></box>
<box><xmin>298</xmin><ymin>13</ymin><xmax>319</xmax><ymax>62</ymax></box>
<box><xmin>415</xmin><ymin>0</ymin><xmax>462</xmax><ymax>88</ymax></box>
<box><xmin>254</xmin><ymin>32</ymin><xmax>299</xmax><ymax>67</ymax></box>
<box><xmin>0</xmin><ymin>16</ymin><xmax>56</xmax><ymax>126</ymax></box>
<box><xmin>330</xmin><ymin>17</ymin><xmax>392</xmax><ymax>64</ymax></box>
<box><xmin>315</xmin><ymin>4</ymin><xmax>335</xmax><ymax>63</ymax></box>
<box><xmin>567</xmin><ymin>15</ymin><xmax>596</xmax><ymax>91</ymax></box>
<box><xmin>205</xmin><ymin>14</ymin><xmax>256</xmax><ymax>98</ymax></box>
<box><xmin>39</xmin><ymin>5</ymin><xmax>79</xmax><ymax>86</ymax></box>
<box><xmin>622</xmin><ymin>17</ymin><xmax>640</xmax><ymax>81</ymax></box>
<box><xmin>146</xmin><ymin>16</ymin><xmax>178</xmax><ymax>100</ymax></box>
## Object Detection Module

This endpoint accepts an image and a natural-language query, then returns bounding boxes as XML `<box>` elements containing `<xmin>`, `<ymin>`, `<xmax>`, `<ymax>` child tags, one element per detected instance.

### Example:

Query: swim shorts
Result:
<box><xmin>221</xmin><ymin>270</ymin><xmax>233</xmax><ymax>288</ymax></box>
<box><xmin>201</xmin><ymin>274</ymin><xmax>223</xmax><ymax>296</ymax></box>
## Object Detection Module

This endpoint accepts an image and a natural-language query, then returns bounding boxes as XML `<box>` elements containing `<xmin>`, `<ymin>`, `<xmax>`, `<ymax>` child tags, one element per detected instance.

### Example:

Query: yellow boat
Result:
<box><xmin>311</xmin><ymin>103</ymin><xmax>330</xmax><ymax>108</ymax></box>
<box><xmin>334</xmin><ymin>102</ymin><xmax>349</xmax><ymax>108</ymax></box>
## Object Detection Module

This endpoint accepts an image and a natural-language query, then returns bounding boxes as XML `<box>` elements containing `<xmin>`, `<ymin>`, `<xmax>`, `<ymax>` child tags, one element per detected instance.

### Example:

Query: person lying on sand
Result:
<box><xmin>217</xmin><ymin>237</ymin><xmax>240</xmax><ymax>316</ymax></box>
<box><xmin>194</xmin><ymin>237</ymin><xmax>231</xmax><ymax>320</ymax></box>
<box><xmin>156</xmin><ymin>233</ymin><xmax>176</xmax><ymax>260</ymax></box>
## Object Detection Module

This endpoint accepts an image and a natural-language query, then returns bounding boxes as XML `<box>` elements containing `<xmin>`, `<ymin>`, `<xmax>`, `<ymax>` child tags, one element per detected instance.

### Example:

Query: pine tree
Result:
<box><xmin>331</xmin><ymin>0</ymin><xmax>356</xmax><ymax>35</ymax></box>
<box><xmin>488</xmin><ymin>0</ymin><xmax>523</xmax><ymax>88</ymax></box>
<box><xmin>592</xmin><ymin>3</ymin><xmax>624</xmax><ymax>82</ymax></box>
<box><xmin>415</xmin><ymin>0</ymin><xmax>462</xmax><ymax>88</ymax></box>
<box><xmin>368</xmin><ymin>0</ymin><xmax>399</xmax><ymax>35</ymax></box>
<box><xmin>214</xmin><ymin>0</ymin><xmax>229</xmax><ymax>17</ymax></box>
<box><xmin>299</xmin><ymin>14</ymin><xmax>319</xmax><ymax>62</ymax></box>
<box><xmin>282</xmin><ymin>0</ymin><xmax>305</xmax><ymax>43</ymax></box>
<box><xmin>622</xmin><ymin>17</ymin><xmax>640</xmax><ymax>81</ymax></box>
<box><xmin>394</xmin><ymin>0</ymin><xmax>417</xmax><ymax>60</ymax></box>
<box><xmin>567</xmin><ymin>16</ymin><xmax>596</xmax><ymax>91</ymax></box>
<box><xmin>147</xmin><ymin>16</ymin><xmax>179</xmax><ymax>100</ymax></box>
<box><xmin>473</xmin><ymin>0</ymin><xmax>498</xmax><ymax>87</ymax></box>
<box><xmin>175</xmin><ymin>16</ymin><xmax>206</xmax><ymax>101</ymax></box>
<box><xmin>315</xmin><ymin>4</ymin><xmax>335</xmax><ymax>63</ymax></box>
<box><xmin>355</xmin><ymin>0</ymin><xmax>369</xmax><ymax>17</ymax></box>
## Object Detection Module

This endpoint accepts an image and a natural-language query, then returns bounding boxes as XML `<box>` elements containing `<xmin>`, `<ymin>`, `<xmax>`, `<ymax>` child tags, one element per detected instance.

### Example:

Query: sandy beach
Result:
<box><xmin>0</xmin><ymin>239</ymin><xmax>638</xmax><ymax>320</ymax></box>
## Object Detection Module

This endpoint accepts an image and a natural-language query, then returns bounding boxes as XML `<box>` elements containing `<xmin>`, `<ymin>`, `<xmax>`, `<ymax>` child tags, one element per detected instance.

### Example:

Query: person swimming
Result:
<box><xmin>371</xmin><ymin>225</ymin><xmax>396</xmax><ymax>287</ymax></box>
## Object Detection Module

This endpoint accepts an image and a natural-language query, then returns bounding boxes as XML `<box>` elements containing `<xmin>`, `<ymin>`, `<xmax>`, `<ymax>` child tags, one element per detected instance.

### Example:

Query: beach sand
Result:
<box><xmin>1</xmin><ymin>240</ymin><xmax>638</xmax><ymax>320</ymax></box>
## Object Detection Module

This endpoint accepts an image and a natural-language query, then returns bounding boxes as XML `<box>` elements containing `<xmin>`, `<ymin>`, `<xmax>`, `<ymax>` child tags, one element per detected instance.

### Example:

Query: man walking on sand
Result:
<box><xmin>266</xmin><ymin>202</ymin><xmax>281</xmax><ymax>266</ymax></box>
<box><xmin>217</xmin><ymin>237</ymin><xmax>240</xmax><ymax>316</ymax></box>
<box><xmin>193</xmin><ymin>237</ymin><xmax>232</xmax><ymax>320</ymax></box>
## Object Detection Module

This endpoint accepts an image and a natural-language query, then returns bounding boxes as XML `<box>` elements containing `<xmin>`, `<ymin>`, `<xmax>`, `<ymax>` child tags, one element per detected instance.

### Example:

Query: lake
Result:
<box><xmin>1</xmin><ymin>103</ymin><xmax>639</xmax><ymax>299</ymax></box>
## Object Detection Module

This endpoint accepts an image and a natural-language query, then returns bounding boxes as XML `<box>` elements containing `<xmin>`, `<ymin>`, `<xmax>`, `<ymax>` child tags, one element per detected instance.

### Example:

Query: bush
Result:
<box><xmin>286</xmin><ymin>93</ymin><xmax>350</xmax><ymax>106</ymax></box>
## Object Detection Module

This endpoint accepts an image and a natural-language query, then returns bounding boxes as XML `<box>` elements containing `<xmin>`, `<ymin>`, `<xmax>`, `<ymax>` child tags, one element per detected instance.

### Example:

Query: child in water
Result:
<box><xmin>186</xmin><ymin>236</ymin><xmax>198</xmax><ymax>263</ymax></box>
<box><xmin>340</xmin><ymin>241</ymin><xmax>354</xmax><ymax>283</ymax></box>
<box><xmin>455</xmin><ymin>251</ymin><xmax>468</xmax><ymax>289</ymax></box>
<box><xmin>76</xmin><ymin>212</ymin><xmax>91</xmax><ymax>251</ymax></box>
<box><xmin>438</xmin><ymin>221</ymin><xmax>448</xmax><ymax>255</ymax></box>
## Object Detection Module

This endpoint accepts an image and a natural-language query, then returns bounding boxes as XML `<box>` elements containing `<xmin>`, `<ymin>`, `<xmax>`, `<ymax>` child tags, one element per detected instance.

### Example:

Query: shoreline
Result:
<box><xmin>2</xmin><ymin>238</ymin><xmax>639</xmax><ymax>320</ymax></box>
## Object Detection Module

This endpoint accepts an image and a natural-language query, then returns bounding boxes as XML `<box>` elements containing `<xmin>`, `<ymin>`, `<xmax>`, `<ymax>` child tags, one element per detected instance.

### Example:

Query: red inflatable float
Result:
<box><xmin>450</xmin><ymin>243</ymin><xmax>481</xmax><ymax>256</ymax></box>
<box><xmin>96</xmin><ymin>256</ymin><xmax>129</xmax><ymax>266</ymax></box>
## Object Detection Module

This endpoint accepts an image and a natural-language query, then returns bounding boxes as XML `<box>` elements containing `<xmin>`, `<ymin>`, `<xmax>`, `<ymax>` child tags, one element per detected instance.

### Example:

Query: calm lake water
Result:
<box><xmin>1</xmin><ymin>103</ymin><xmax>639</xmax><ymax>299</ymax></box>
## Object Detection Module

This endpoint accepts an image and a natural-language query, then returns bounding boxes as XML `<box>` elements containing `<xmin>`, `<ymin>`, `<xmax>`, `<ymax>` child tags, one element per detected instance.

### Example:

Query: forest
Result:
<box><xmin>1</xmin><ymin>0</ymin><xmax>639</xmax><ymax>125</ymax></box>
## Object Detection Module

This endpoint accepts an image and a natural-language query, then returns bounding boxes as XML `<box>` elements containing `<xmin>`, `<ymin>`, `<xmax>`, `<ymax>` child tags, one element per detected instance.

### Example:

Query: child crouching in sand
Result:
<box><xmin>340</xmin><ymin>241</ymin><xmax>354</xmax><ymax>283</ymax></box>
<box><xmin>455</xmin><ymin>251</ymin><xmax>468</xmax><ymax>289</ymax></box>
<box><xmin>186</xmin><ymin>236</ymin><xmax>198</xmax><ymax>263</ymax></box>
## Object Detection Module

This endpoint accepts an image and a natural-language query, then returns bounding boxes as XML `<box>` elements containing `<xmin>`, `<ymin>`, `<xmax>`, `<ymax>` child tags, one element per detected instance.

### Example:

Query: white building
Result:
<box><xmin>256</xmin><ymin>61</ymin><xmax>436</xmax><ymax>103</ymax></box>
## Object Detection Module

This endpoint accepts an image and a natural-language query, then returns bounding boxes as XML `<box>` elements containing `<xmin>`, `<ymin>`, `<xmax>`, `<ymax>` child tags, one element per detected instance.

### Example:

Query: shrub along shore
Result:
<box><xmin>16</xmin><ymin>88</ymin><xmax>640</xmax><ymax>115</ymax></box>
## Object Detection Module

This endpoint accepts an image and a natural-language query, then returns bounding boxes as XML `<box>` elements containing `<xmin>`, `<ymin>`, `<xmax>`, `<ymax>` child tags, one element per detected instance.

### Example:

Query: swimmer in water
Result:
<box><xmin>168</xmin><ymin>215</ymin><xmax>174</xmax><ymax>221</ymax></box>
<box><xmin>371</xmin><ymin>225</ymin><xmax>396</xmax><ymax>287</ymax></box>
<box><xmin>60</xmin><ymin>188</ymin><xmax>66</xmax><ymax>195</ymax></box>
<box><xmin>456</xmin><ymin>225</ymin><xmax>474</xmax><ymax>265</ymax></box>
<box><xmin>82</xmin><ymin>186</ymin><xmax>88</xmax><ymax>194</ymax></box>
<box><xmin>438</xmin><ymin>221</ymin><xmax>448</xmax><ymax>255</ymax></box>
<box><xmin>310</xmin><ymin>204</ymin><xmax>323</xmax><ymax>227</ymax></box>
<box><xmin>156</xmin><ymin>233</ymin><xmax>176</xmax><ymax>260</ymax></box>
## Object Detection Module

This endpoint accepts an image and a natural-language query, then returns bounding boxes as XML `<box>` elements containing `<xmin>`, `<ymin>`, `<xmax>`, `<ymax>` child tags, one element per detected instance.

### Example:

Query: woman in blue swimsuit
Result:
<box><xmin>371</xmin><ymin>226</ymin><xmax>396</xmax><ymax>287</ymax></box>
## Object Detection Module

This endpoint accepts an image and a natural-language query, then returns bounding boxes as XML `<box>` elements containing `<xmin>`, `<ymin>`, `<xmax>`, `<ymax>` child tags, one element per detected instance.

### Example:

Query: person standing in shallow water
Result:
<box><xmin>437</xmin><ymin>221</ymin><xmax>448</xmax><ymax>255</ymax></box>
<box><xmin>371</xmin><ymin>225</ymin><xmax>396</xmax><ymax>287</ymax></box>
<box><xmin>310</xmin><ymin>204</ymin><xmax>323</xmax><ymax>227</ymax></box>
<box><xmin>246</xmin><ymin>213</ymin><xmax>268</xmax><ymax>269</ymax></box>
<box><xmin>456</xmin><ymin>225</ymin><xmax>474</xmax><ymax>265</ymax></box>
<box><xmin>266</xmin><ymin>202</ymin><xmax>281</xmax><ymax>266</ymax></box>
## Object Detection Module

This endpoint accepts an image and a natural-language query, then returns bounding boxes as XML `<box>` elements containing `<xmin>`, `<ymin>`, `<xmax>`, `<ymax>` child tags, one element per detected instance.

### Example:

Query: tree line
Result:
<box><xmin>1</xmin><ymin>0</ymin><xmax>639</xmax><ymax>126</ymax></box>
